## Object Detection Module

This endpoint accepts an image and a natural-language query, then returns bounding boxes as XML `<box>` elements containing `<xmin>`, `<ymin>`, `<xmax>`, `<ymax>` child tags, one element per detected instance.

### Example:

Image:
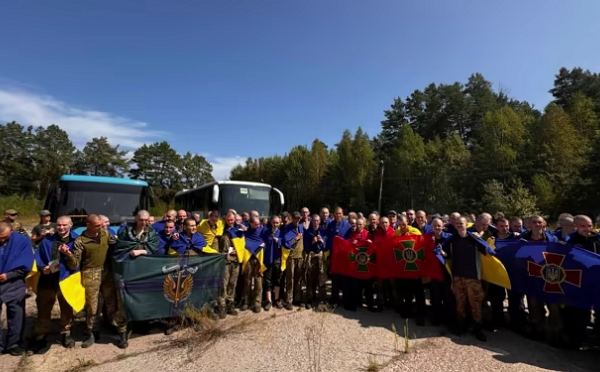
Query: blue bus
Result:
<box><xmin>44</xmin><ymin>175</ymin><xmax>152</xmax><ymax>234</ymax></box>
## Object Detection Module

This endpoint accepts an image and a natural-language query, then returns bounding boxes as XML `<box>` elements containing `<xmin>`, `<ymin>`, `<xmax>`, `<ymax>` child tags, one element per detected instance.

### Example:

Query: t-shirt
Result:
<box><xmin>31</xmin><ymin>223</ymin><xmax>57</xmax><ymax>243</ymax></box>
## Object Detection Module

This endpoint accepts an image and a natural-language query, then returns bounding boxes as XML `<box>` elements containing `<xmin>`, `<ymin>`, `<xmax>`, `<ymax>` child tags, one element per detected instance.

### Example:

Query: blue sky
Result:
<box><xmin>1</xmin><ymin>0</ymin><xmax>599</xmax><ymax>179</ymax></box>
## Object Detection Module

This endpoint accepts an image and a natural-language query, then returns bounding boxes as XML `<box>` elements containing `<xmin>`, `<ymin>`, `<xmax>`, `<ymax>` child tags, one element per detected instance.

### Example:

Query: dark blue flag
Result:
<box><xmin>494</xmin><ymin>240</ymin><xmax>600</xmax><ymax>310</ymax></box>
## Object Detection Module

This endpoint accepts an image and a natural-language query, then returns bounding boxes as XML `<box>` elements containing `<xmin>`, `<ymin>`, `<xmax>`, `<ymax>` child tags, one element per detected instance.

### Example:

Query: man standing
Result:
<box><xmin>67</xmin><ymin>214</ymin><xmax>128</xmax><ymax>349</ymax></box>
<box><xmin>440</xmin><ymin>217</ymin><xmax>493</xmax><ymax>341</ymax></box>
<box><xmin>283</xmin><ymin>211</ymin><xmax>305</xmax><ymax>310</ymax></box>
<box><xmin>0</xmin><ymin>222</ymin><xmax>34</xmax><ymax>356</ymax></box>
<box><xmin>31</xmin><ymin>210</ymin><xmax>56</xmax><ymax>247</ymax></box>
<box><xmin>216</xmin><ymin>212</ymin><xmax>243</xmax><ymax>318</ymax></box>
<box><xmin>28</xmin><ymin>216</ymin><xmax>78</xmax><ymax>353</ymax></box>
<box><xmin>3</xmin><ymin>209</ymin><xmax>27</xmax><ymax>236</ymax></box>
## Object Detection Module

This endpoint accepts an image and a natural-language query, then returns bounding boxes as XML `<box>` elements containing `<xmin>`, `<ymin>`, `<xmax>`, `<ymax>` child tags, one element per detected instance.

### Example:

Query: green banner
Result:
<box><xmin>112</xmin><ymin>254</ymin><xmax>225</xmax><ymax>322</ymax></box>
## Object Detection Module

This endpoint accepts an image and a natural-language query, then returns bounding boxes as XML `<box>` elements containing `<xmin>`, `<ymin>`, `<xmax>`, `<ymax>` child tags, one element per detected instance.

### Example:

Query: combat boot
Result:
<box><xmin>217</xmin><ymin>306</ymin><xmax>227</xmax><ymax>319</ymax></box>
<box><xmin>226</xmin><ymin>303</ymin><xmax>238</xmax><ymax>316</ymax></box>
<box><xmin>251</xmin><ymin>306</ymin><xmax>261</xmax><ymax>314</ymax></box>
<box><xmin>81</xmin><ymin>334</ymin><xmax>95</xmax><ymax>348</ymax></box>
<box><xmin>116</xmin><ymin>333</ymin><xmax>129</xmax><ymax>349</ymax></box>
<box><xmin>26</xmin><ymin>337</ymin><xmax>47</xmax><ymax>355</ymax></box>
<box><xmin>61</xmin><ymin>334</ymin><xmax>75</xmax><ymax>348</ymax></box>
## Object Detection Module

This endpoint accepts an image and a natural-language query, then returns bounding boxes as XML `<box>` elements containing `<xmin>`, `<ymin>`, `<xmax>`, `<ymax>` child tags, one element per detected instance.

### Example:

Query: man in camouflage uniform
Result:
<box><xmin>67</xmin><ymin>214</ymin><xmax>128</xmax><ymax>349</ymax></box>
<box><xmin>216</xmin><ymin>211</ymin><xmax>242</xmax><ymax>318</ymax></box>
<box><xmin>3</xmin><ymin>209</ymin><xmax>28</xmax><ymax>236</ymax></box>
<box><xmin>27</xmin><ymin>216</ymin><xmax>77</xmax><ymax>354</ymax></box>
<box><xmin>241</xmin><ymin>216</ymin><xmax>263</xmax><ymax>314</ymax></box>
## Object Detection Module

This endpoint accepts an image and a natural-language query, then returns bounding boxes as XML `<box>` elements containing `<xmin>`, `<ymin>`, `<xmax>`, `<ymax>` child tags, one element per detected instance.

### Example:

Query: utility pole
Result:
<box><xmin>378</xmin><ymin>160</ymin><xmax>384</xmax><ymax>213</ymax></box>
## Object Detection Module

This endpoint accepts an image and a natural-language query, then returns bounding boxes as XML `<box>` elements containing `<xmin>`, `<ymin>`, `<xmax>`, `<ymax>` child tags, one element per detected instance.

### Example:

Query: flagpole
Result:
<box><xmin>378</xmin><ymin>160</ymin><xmax>384</xmax><ymax>213</ymax></box>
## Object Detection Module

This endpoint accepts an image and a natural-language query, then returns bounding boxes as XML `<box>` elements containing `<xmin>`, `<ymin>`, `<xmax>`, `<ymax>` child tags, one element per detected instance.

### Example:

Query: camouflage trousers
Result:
<box><xmin>306</xmin><ymin>253</ymin><xmax>327</xmax><ymax>303</ymax></box>
<box><xmin>243</xmin><ymin>256</ymin><xmax>263</xmax><ymax>308</ymax></box>
<box><xmin>285</xmin><ymin>256</ymin><xmax>304</xmax><ymax>304</ymax></box>
<box><xmin>217</xmin><ymin>258</ymin><xmax>240</xmax><ymax>308</ymax></box>
<box><xmin>33</xmin><ymin>285</ymin><xmax>74</xmax><ymax>338</ymax></box>
<box><xmin>452</xmin><ymin>277</ymin><xmax>485</xmax><ymax>324</ymax></box>
<box><xmin>82</xmin><ymin>267</ymin><xmax>127</xmax><ymax>334</ymax></box>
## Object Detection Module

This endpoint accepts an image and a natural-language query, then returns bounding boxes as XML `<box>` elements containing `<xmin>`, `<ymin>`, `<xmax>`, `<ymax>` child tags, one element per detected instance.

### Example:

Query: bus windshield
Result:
<box><xmin>220</xmin><ymin>184</ymin><xmax>271</xmax><ymax>217</ymax></box>
<box><xmin>57</xmin><ymin>181</ymin><xmax>146</xmax><ymax>220</ymax></box>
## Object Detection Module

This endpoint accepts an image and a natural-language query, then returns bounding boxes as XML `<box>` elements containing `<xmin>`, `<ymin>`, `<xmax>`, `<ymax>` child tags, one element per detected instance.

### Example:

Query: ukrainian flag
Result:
<box><xmin>197</xmin><ymin>219</ymin><xmax>224</xmax><ymax>248</ymax></box>
<box><xmin>440</xmin><ymin>233</ymin><xmax>511</xmax><ymax>290</ymax></box>
<box><xmin>242</xmin><ymin>227</ymin><xmax>267</xmax><ymax>274</ymax></box>
<box><xmin>224</xmin><ymin>227</ymin><xmax>246</xmax><ymax>264</ymax></box>
<box><xmin>32</xmin><ymin>232</ymin><xmax>85</xmax><ymax>313</ymax></box>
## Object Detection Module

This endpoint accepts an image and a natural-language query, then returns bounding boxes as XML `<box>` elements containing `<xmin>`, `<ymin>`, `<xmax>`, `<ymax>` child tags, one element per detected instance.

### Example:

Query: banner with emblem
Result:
<box><xmin>376</xmin><ymin>235</ymin><xmax>444</xmax><ymax>281</ymax></box>
<box><xmin>112</xmin><ymin>254</ymin><xmax>225</xmax><ymax>321</ymax></box>
<box><xmin>493</xmin><ymin>241</ymin><xmax>600</xmax><ymax>310</ymax></box>
<box><xmin>330</xmin><ymin>237</ymin><xmax>376</xmax><ymax>280</ymax></box>
<box><xmin>330</xmin><ymin>235</ymin><xmax>442</xmax><ymax>280</ymax></box>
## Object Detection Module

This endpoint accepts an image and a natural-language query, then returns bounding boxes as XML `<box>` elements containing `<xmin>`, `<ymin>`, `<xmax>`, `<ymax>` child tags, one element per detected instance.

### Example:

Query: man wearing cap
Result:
<box><xmin>31</xmin><ymin>210</ymin><xmax>56</xmax><ymax>247</ymax></box>
<box><xmin>3</xmin><ymin>209</ymin><xmax>28</xmax><ymax>236</ymax></box>
<box><xmin>387</xmin><ymin>210</ymin><xmax>399</xmax><ymax>229</ymax></box>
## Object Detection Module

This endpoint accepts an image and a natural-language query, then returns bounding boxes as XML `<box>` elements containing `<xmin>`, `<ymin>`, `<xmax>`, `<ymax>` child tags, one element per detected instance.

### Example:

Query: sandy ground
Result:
<box><xmin>1</xmin><ymin>296</ymin><xmax>598</xmax><ymax>372</ymax></box>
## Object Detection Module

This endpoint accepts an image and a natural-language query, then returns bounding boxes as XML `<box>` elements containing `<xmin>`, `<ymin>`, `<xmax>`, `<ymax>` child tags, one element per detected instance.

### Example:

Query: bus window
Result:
<box><xmin>220</xmin><ymin>184</ymin><xmax>270</xmax><ymax>217</ymax></box>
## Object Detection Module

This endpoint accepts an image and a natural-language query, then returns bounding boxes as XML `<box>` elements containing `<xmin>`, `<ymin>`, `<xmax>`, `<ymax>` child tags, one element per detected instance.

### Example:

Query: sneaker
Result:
<box><xmin>240</xmin><ymin>304</ymin><xmax>249</xmax><ymax>312</ymax></box>
<box><xmin>284</xmin><ymin>303</ymin><xmax>294</xmax><ymax>311</ymax></box>
<box><xmin>274</xmin><ymin>300</ymin><xmax>283</xmax><ymax>309</ymax></box>
<box><xmin>305</xmin><ymin>303</ymin><xmax>312</xmax><ymax>310</ymax></box>
<box><xmin>264</xmin><ymin>302</ymin><xmax>272</xmax><ymax>311</ymax></box>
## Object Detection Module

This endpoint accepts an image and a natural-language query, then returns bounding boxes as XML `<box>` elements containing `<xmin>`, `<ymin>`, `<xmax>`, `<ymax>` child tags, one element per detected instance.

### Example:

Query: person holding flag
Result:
<box><xmin>439</xmin><ymin>216</ymin><xmax>494</xmax><ymax>341</ymax></box>
<box><xmin>27</xmin><ymin>216</ymin><xmax>81</xmax><ymax>353</ymax></box>
<box><xmin>0</xmin><ymin>222</ymin><xmax>34</xmax><ymax>356</ymax></box>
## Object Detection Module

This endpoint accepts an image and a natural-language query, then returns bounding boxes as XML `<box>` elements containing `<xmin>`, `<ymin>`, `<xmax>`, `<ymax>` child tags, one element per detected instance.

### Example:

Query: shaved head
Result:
<box><xmin>0</xmin><ymin>222</ymin><xmax>11</xmax><ymax>234</ymax></box>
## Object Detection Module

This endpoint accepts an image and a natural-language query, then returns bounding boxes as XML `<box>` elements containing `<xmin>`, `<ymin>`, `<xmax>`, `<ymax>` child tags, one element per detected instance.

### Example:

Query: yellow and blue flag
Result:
<box><xmin>2</xmin><ymin>233</ymin><xmax>35</xmax><ymax>292</ymax></box>
<box><xmin>494</xmin><ymin>240</ymin><xmax>600</xmax><ymax>310</ymax></box>
<box><xmin>243</xmin><ymin>226</ymin><xmax>267</xmax><ymax>274</ymax></box>
<box><xmin>439</xmin><ymin>232</ymin><xmax>511</xmax><ymax>290</ymax></box>
<box><xmin>197</xmin><ymin>219</ymin><xmax>224</xmax><ymax>248</ymax></box>
<box><xmin>32</xmin><ymin>231</ymin><xmax>85</xmax><ymax>313</ymax></box>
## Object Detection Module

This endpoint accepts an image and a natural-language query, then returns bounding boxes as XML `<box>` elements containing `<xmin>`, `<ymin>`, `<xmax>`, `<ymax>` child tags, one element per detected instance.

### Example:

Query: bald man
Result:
<box><xmin>563</xmin><ymin>215</ymin><xmax>599</xmax><ymax>349</ymax></box>
<box><xmin>69</xmin><ymin>215</ymin><xmax>128</xmax><ymax>349</ymax></box>
<box><xmin>0</xmin><ymin>222</ymin><xmax>34</xmax><ymax>356</ymax></box>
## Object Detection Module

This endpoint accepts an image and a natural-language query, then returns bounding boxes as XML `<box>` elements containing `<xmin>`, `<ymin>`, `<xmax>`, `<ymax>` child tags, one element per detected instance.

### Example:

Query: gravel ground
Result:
<box><xmin>3</xmin><ymin>298</ymin><xmax>597</xmax><ymax>372</ymax></box>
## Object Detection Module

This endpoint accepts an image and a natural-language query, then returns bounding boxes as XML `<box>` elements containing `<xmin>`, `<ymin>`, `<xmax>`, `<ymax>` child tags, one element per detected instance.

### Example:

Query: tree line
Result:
<box><xmin>230</xmin><ymin>67</ymin><xmax>600</xmax><ymax>219</ymax></box>
<box><xmin>2</xmin><ymin>67</ymin><xmax>599</xmax><ymax>219</ymax></box>
<box><xmin>0</xmin><ymin>126</ymin><xmax>214</xmax><ymax>203</ymax></box>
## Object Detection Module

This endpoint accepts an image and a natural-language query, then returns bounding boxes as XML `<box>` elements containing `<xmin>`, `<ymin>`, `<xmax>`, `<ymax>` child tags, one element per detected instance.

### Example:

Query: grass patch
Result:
<box><xmin>305</xmin><ymin>305</ymin><xmax>334</xmax><ymax>372</ymax></box>
<box><xmin>157</xmin><ymin>304</ymin><xmax>254</xmax><ymax>365</ymax></box>
<box><xmin>64</xmin><ymin>358</ymin><xmax>99</xmax><ymax>372</ymax></box>
<box><xmin>0</xmin><ymin>195</ymin><xmax>43</xmax><ymax>222</ymax></box>
<box><xmin>365</xmin><ymin>355</ymin><xmax>385</xmax><ymax>372</ymax></box>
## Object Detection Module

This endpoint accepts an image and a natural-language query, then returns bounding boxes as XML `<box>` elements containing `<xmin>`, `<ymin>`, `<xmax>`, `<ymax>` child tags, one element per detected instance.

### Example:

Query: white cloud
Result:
<box><xmin>0</xmin><ymin>86</ymin><xmax>245</xmax><ymax>180</ymax></box>
<box><xmin>0</xmin><ymin>87</ymin><xmax>161</xmax><ymax>148</ymax></box>
<box><xmin>210</xmin><ymin>156</ymin><xmax>245</xmax><ymax>180</ymax></box>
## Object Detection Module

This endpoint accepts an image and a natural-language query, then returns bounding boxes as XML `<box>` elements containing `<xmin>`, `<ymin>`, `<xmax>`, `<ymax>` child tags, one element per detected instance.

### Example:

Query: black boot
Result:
<box><xmin>227</xmin><ymin>303</ymin><xmax>238</xmax><ymax>316</ymax></box>
<box><xmin>217</xmin><ymin>306</ymin><xmax>227</xmax><ymax>319</ymax></box>
<box><xmin>61</xmin><ymin>334</ymin><xmax>75</xmax><ymax>348</ymax></box>
<box><xmin>81</xmin><ymin>333</ymin><xmax>95</xmax><ymax>348</ymax></box>
<box><xmin>116</xmin><ymin>333</ymin><xmax>129</xmax><ymax>349</ymax></box>
<box><xmin>26</xmin><ymin>337</ymin><xmax>47</xmax><ymax>355</ymax></box>
<box><xmin>474</xmin><ymin>324</ymin><xmax>487</xmax><ymax>342</ymax></box>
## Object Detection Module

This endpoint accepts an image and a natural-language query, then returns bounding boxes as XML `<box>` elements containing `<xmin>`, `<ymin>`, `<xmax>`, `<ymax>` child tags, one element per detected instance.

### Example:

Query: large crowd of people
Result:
<box><xmin>0</xmin><ymin>206</ymin><xmax>598</xmax><ymax>357</ymax></box>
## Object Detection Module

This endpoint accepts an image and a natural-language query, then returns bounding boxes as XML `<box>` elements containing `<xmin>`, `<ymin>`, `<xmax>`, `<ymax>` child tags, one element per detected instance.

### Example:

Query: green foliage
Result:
<box><xmin>0</xmin><ymin>124</ymin><xmax>215</xmax><ymax>207</ymax></box>
<box><xmin>0</xmin><ymin>195</ymin><xmax>43</xmax><ymax>220</ymax></box>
